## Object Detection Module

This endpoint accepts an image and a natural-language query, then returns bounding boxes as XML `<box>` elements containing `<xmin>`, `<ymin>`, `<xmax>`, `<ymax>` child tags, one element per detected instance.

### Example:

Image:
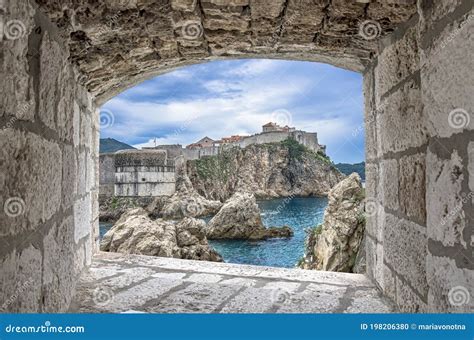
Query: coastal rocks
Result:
<box><xmin>99</xmin><ymin>196</ymin><xmax>153</xmax><ymax>222</ymax></box>
<box><xmin>300</xmin><ymin>173</ymin><xmax>365</xmax><ymax>272</ymax></box>
<box><xmin>187</xmin><ymin>141</ymin><xmax>345</xmax><ymax>202</ymax></box>
<box><xmin>161</xmin><ymin>190</ymin><xmax>223</xmax><ymax>219</ymax></box>
<box><xmin>148</xmin><ymin>170</ymin><xmax>223</xmax><ymax>219</ymax></box>
<box><xmin>206</xmin><ymin>192</ymin><xmax>293</xmax><ymax>240</ymax></box>
<box><xmin>100</xmin><ymin>208</ymin><xmax>223</xmax><ymax>262</ymax></box>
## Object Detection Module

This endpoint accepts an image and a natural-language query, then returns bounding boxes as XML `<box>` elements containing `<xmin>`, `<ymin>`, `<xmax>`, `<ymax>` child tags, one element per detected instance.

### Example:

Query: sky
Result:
<box><xmin>100</xmin><ymin>59</ymin><xmax>365</xmax><ymax>164</ymax></box>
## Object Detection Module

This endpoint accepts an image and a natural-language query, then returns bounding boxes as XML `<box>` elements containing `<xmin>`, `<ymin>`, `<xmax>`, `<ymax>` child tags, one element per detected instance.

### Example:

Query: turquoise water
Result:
<box><xmin>100</xmin><ymin>222</ymin><xmax>113</xmax><ymax>239</ymax></box>
<box><xmin>209</xmin><ymin>197</ymin><xmax>327</xmax><ymax>268</ymax></box>
<box><xmin>99</xmin><ymin>197</ymin><xmax>327</xmax><ymax>268</ymax></box>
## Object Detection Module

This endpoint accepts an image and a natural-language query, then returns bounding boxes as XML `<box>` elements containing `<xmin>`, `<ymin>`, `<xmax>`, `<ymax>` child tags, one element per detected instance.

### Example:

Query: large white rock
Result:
<box><xmin>300</xmin><ymin>173</ymin><xmax>365</xmax><ymax>272</ymax></box>
<box><xmin>100</xmin><ymin>208</ymin><xmax>222</xmax><ymax>262</ymax></box>
<box><xmin>206</xmin><ymin>192</ymin><xmax>293</xmax><ymax>240</ymax></box>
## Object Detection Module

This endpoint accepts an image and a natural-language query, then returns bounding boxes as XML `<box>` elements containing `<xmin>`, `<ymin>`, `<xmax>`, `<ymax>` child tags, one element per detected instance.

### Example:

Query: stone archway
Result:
<box><xmin>1</xmin><ymin>0</ymin><xmax>472</xmax><ymax>313</ymax></box>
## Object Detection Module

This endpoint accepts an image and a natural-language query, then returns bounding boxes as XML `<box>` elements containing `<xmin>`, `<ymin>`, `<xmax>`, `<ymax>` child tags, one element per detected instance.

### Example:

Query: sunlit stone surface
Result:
<box><xmin>69</xmin><ymin>251</ymin><xmax>395</xmax><ymax>313</ymax></box>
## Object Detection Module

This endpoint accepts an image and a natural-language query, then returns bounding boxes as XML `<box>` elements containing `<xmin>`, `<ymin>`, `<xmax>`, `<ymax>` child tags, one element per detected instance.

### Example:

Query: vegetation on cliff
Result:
<box><xmin>187</xmin><ymin>139</ymin><xmax>344</xmax><ymax>201</ymax></box>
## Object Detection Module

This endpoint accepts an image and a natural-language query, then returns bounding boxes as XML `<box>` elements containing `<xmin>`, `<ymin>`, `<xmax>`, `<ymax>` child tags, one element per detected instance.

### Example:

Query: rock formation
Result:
<box><xmin>188</xmin><ymin>140</ymin><xmax>344</xmax><ymax>202</ymax></box>
<box><xmin>149</xmin><ymin>170</ymin><xmax>223</xmax><ymax>219</ymax></box>
<box><xmin>100</xmin><ymin>208</ymin><xmax>222</xmax><ymax>262</ymax></box>
<box><xmin>299</xmin><ymin>173</ymin><xmax>365</xmax><ymax>272</ymax></box>
<box><xmin>206</xmin><ymin>192</ymin><xmax>293</xmax><ymax>240</ymax></box>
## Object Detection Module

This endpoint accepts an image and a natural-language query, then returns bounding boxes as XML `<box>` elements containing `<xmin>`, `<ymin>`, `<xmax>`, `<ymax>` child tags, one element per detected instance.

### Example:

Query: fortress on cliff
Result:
<box><xmin>99</xmin><ymin>122</ymin><xmax>325</xmax><ymax>197</ymax></box>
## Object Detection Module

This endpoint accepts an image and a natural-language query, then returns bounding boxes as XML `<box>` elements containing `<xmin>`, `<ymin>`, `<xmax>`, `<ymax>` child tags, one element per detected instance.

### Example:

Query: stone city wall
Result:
<box><xmin>364</xmin><ymin>0</ymin><xmax>473</xmax><ymax>313</ymax></box>
<box><xmin>0</xmin><ymin>0</ymin><xmax>98</xmax><ymax>312</ymax></box>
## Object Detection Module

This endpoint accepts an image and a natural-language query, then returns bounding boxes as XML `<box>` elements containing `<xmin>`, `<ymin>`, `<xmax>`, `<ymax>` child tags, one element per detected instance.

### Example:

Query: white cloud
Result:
<box><xmin>101</xmin><ymin>59</ymin><xmax>364</xmax><ymax>162</ymax></box>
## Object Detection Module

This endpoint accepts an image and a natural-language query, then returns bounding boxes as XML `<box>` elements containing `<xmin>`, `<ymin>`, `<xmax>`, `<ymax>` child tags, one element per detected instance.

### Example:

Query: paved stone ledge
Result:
<box><xmin>69</xmin><ymin>252</ymin><xmax>396</xmax><ymax>314</ymax></box>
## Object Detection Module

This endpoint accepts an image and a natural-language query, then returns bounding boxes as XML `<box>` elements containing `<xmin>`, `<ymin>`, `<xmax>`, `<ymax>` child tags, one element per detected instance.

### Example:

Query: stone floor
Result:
<box><xmin>69</xmin><ymin>252</ymin><xmax>396</xmax><ymax>313</ymax></box>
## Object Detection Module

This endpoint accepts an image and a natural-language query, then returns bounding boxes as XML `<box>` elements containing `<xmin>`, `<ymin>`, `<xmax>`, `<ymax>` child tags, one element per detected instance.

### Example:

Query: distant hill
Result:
<box><xmin>100</xmin><ymin>138</ymin><xmax>136</xmax><ymax>154</ymax></box>
<box><xmin>335</xmin><ymin>162</ymin><xmax>365</xmax><ymax>181</ymax></box>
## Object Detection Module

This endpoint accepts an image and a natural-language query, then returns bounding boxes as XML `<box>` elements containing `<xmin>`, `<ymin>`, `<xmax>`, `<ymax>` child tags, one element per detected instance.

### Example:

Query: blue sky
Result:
<box><xmin>101</xmin><ymin>59</ymin><xmax>365</xmax><ymax>163</ymax></box>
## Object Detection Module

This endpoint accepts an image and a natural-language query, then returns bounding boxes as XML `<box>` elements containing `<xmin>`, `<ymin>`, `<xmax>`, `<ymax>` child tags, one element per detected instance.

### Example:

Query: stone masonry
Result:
<box><xmin>1</xmin><ymin>0</ymin><xmax>472</xmax><ymax>313</ymax></box>
<box><xmin>0</xmin><ymin>0</ymin><xmax>98</xmax><ymax>312</ymax></box>
<box><xmin>364</xmin><ymin>0</ymin><xmax>474</xmax><ymax>312</ymax></box>
<box><xmin>70</xmin><ymin>252</ymin><xmax>394</xmax><ymax>313</ymax></box>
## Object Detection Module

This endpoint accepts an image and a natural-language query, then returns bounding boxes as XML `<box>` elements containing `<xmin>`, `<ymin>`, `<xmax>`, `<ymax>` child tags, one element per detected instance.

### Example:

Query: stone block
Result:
<box><xmin>365</xmin><ymin>236</ymin><xmax>377</xmax><ymax>282</ymax></box>
<box><xmin>375</xmin><ymin>24</ymin><xmax>420</xmax><ymax>99</ymax></box>
<box><xmin>39</xmin><ymin>31</ymin><xmax>67</xmax><ymax>130</ymax></box>
<box><xmin>421</xmin><ymin>13</ymin><xmax>474</xmax><ymax>138</ymax></box>
<box><xmin>61</xmin><ymin>144</ymin><xmax>77</xmax><ymax>210</ymax></box>
<box><xmin>0</xmin><ymin>129</ymin><xmax>61</xmax><ymax>236</ymax></box>
<box><xmin>426</xmin><ymin>149</ymin><xmax>467</xmax><ymax>247</ymax></box>
<box><xmin>57</xmin><ymin>67</ymin><xmax>75</xmax><ymax>142</ymax></box>
<box><xmin>399</xmin><ymin>153</ymin><xmax>426</xmax><ymax>224</ymax></box>
<box><xmin>251</xmin><ymin>0</ymin><xmax>286</xmax><ymax>19</ymax></box>
<box><xmin>383</xmin><ymin>264</ymin><xmax>397</xmax><ymax>303</ymax></box>
<box><xmin>42</xmin><ymin>219</ymin><xmax>77</xmax><ymax>312</ymax></box>
<box><xmin>171</xmin><ymin>0</ymin><xmax>197</xmax><ymax>12</ymax></box>
<box><xmin>73</xmin><ymin>101</ymin><xmax>81</xmax><ymax>147</ymax></box>
<box><xmin>426</xmin><ymin>253</ymin><xmax>474</xmax><ymax>313</ymax></box>
<box><xmin>76</xmin><ymin>150</ymin><xmax>90</xmax><ymax>195</ymax></box>
<box><xmin>377</xmin><ymin>79</ymin><xmax>428</xmax><ymax>155</ymax></box>
<box><xmin>379</xmin><ymin>158</ymin><xmax>399</xmax><ymax>211</ymax></box>
<box><xmin>384</xmin><ymin>213</ymin><xmax>428</xmax><ymax>297</ymax></box>
<box><xmin>0</xmin><ymin>0</ymin><xmax>35</xmax><ymax>123</ymax></box>
<box><xmin>0</xmin><ymin>245</ymin><xmax>42</xmax><ymax>312</ymax></box>
<box><xmin>469</xmin><ymin>142</ymin><xmax>474</xmax><ymax>201</ymax></box>
<box><xmin>365</xmin><ymin>162</ymin><xmax>378</xmax><ymax>200</ymax></box>
<box><xmin>396</xmin><ymin>276</ymin><xmax>428</xmax><ymax>313</ymax></box>
<box><xmin>419</xmin><ymin>0</ymin><xmax>466</xmax><ymax>31</ymax></box>
<box><xmin>363</xmin><ymin>68</ymin><xmax>378</xmax><ymax>161</ymax></box>
<box><xmin>80</xmin><ymin>111</ymin><xmax>92</xmax><ymax>148</ymax></box>
<box><xmin>74</xmin><ymin>194</ymin><xmax>92</xmax><ymax>244</ymax></box>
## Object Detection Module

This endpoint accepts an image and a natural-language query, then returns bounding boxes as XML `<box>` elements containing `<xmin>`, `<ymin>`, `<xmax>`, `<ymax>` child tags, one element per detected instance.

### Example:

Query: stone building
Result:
<box><xmin>1</xmin><ymin>0</ymin><xmax>473</xmax><ymax>314</ymax></box>
<box><xmin>99</xmin><ymin>150</ymin><xmax>176</xmax><ymax>197</ymax></box>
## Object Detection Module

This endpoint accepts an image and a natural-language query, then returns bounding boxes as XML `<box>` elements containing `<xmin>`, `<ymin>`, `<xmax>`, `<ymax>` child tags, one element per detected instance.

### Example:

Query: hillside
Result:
<box><xmin>100</xmin><ymin>138</ymin><xmax>136</xmax><ymax>154</ymax></box>
<box><xmin>335</xmin><ymin>162</ymin><xmax>365</xmax><ymax>180</ymax></box>
<box><xmin>187</xmin><ymin>139</ymin><xmax>344</xmax><ymax>201</ymax></box>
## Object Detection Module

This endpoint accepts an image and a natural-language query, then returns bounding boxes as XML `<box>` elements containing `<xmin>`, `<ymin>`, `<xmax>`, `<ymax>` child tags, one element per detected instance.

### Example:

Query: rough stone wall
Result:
<box><xmin>0</xmin><ymin>0</ymin><xmax>98</xmax><ymax>312</ymax></box>
<box><xmin>34</xmin><ymin>0</ymin><xmax>417</xmax><ymax>105</ymax></box>
<box><xmin>364</xmin><ymin>0</ymin><xmax>473</xmax><ymax>312</ymax></box>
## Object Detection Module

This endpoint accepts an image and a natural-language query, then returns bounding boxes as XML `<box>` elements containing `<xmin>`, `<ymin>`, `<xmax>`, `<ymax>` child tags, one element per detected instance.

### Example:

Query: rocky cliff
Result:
<box><xmin>100</xmin><ymin>208</ymin><xmax>222</xmax><ymax>262</ymax></box>
<box><xmin>187</xmin><ymin>139</ymin><xmax>344</xmax><ymax>202</ymax></box>
<box><xmin>299</xmin><ymin>173</ymin><xmax>365</xmax><ymax>273</ymax></box>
